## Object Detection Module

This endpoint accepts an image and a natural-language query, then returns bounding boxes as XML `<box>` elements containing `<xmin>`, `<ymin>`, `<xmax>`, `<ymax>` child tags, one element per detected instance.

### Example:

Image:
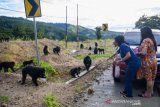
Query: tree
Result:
<box><xmin>95</xmin><ymin>26</ymin><xmax>102</xmax><ymax>40</ymax></box>
<box><xmin>0</xmin><ymin>16</ymin><xmax>96</xmax><ymax>41</ymax></box>
<box><xmin>25</xmin><ymin>28</ymin><xmax>34</xmax><ymax>40</ymax></box>
<box><xmin>12</xmin><ymin>25</ymin><xmax>25</xmax><ymax>39</ymax></box>
<box><xmin>37</xmin><ymin>27</ymin><xmax>45</xmax><ymax>39</ymax></box>
<box><xmin>135</xmin><ymin>15</ymin><xmax>160</xmax><ymax>29</ymax></box>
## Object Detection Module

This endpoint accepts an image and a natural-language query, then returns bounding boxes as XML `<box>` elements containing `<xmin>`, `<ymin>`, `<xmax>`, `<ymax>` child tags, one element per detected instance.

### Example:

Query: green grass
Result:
<box><xmin>74</xmin><ymin>83</ymin><xmax>83</xmax><ymax>93</ymax></box>
<box><xmin>0</xmin><ymin>96</ymin><xmax>10</xmax><ymax>104</ymax></box>
<box><xmin>43</xmin><ymin>94</ymin><xmax>60</xmax><ymax>107</ymax></box>
<box><xmin>74</xmin><ymin>53</ymin><xmax>112</xmax><ymax>60</ymax></box>
<box><xmin>33</xmin><ymin>59</ymin><xmax>57</xmax><ymax>79</ymax></box>
<box><xmin>14</xmin><ymin>63</ymin><xmax>23</xmax><ymax>71</ymax></box>
<box><xmin>59</xmin><ymin>39</ymin><xmax>114</xmax><ymax>49</ymax></box>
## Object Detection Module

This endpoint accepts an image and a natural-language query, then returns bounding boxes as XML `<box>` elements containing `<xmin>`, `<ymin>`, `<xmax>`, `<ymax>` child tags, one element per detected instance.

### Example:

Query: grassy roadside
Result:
<box><xmin>74</xmin><ymin>53</ymin><xmax>112</xmax><ymax>60</ymax></box>
<box><xmin>0</xmin><ymin>38</ymin><xmax>115</xmax><ymax>107</ymax></box>
<box><xmin>0</xmin><ymin>95</ymin><xmax>10</xmax><ymax>104</ymax></box>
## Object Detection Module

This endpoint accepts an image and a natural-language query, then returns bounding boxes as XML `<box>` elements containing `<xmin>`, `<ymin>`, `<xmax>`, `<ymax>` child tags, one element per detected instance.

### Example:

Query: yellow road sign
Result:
<box><xmin>102</xmin><ymin>23</ymin><xmax>108</xmax><ymax>31</ymax></box>
<box><xmin>24</xmin><ymin>0</ymin><xmax>41</xmax><ymax>17</ymax></box>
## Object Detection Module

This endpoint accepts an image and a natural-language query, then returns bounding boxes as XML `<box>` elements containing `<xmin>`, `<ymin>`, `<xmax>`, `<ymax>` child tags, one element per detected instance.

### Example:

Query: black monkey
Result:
<box><xmin>0</xmin><ymin>61</ymin><xmax>15</xmax><ymax>72</ymax></box>
<box><xmin>43</xmin><ymin>45</ymin><xmax>49</xmax><ymax>55</ymax></box>
<box><xmin>80</xmin><ymin>44</ymin><xmax>84</xmax><ymax>49</ymax></box>
<box><xmin>95</xmin><ymin>42</ymin><xmax>98</xmax><ymax>47</ymax></box>
<box><xmin>53</xmin><ymin>46</ymin><xmax>60</xmax><ymax>55</ymax></box>
<box><xmin>94</xmin><ymin>47</ymin><xmax>98</xmax><ymax>54</ymax></box>
<box><xmin>89</xmin><ymin>47</ymin><xmax>92</xmax><ymax>50</ymax></box>
<box><xmin>21</xmin><ymin>66</ymin><xmax>46</xmax><ymax>86</ymax></box>
<box><xmin>98</xmin><ymin>48</ymin><xmax>105</xmax><ymax>54</ymax></box>
<box><xmin>70</xmin><ymin>67</ymin><xmax>81</xmax><ymax>78</ymax></box>
<box><xmin>83</xmin><ymin>56</ymin><xmax>92</xmax><ymax>71</ymax></box>
<box><xmin>23</xmin><ymin>60</ymin><xmax>33</xmax><ymax>67</ymax></box>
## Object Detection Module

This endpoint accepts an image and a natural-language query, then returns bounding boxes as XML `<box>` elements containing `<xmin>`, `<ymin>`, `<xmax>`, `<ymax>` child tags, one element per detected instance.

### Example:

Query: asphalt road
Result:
<box><xmin>78</xmin><ymin>67</ymin><xmax>160</xmax><ymax>107</ymax></box>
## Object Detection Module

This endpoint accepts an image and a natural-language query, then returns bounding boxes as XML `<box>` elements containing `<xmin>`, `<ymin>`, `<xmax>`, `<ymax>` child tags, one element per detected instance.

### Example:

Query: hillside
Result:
<box><xmin>0</xmin><ymin>16</ymin><xmax>95</xmax><ymax>41</ymax></box>
<box><xmin>0</xmin><ymin>16</ymin><xmax>122</xmax><ymax>41</ymax></box>
<box><xmin>0</xmin><ymin>38</ymin><xmax>83</xmax><ymax>74</ymax></box>
<box><xmin>50</xmin><ymin>23</ymin><xmax>96</xmax><ymax>39</ymax></box>
<box><xmin>101</xmin><ymin>31</ymin><xmax>123</xmax><ymax>38</ymax></box>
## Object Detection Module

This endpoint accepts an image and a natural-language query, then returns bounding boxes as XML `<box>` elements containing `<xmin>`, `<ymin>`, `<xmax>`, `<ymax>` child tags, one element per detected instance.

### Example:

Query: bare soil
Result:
<box><xmin>0</xmin><ymin>39</ymin><xmax>114</xmax><ymax>107</ymax></box>
<box><xmin>0</xmin><ymin>58</ymin><xmax>113</xmax><ymax>107</ymax></box>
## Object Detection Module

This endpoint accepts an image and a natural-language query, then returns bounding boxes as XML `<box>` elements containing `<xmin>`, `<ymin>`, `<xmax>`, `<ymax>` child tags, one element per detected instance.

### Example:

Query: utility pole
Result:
<box><xmin>33</xmin><ymin>17</ymin><xmax>40</xmax><ymax>65</ymax></box>
<box><xmin>77</xmin><ymin>4</ymin><xmax>79</xmax><ymax>48</ymax></box>
<box><xmin>65</xmin><ymin>5</ymin><xmax>68</xmax><ymax>48</ymax></box>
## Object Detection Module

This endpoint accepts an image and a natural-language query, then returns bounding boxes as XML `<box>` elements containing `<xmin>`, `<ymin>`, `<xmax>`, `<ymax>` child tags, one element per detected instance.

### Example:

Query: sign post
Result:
<box><xmin>33</xmin><ymin>17</ymin><xmax>40</xmax><ymax>65</ymax></box>
<box><xmin>24</xmin><ymin>0</ymin><xmax>41</xmax><ymax>65</ymax></box>
<box><xmin>102</xmin><ymin>23</ymin><xmax>108</xmax><ymax>48</ymax></box>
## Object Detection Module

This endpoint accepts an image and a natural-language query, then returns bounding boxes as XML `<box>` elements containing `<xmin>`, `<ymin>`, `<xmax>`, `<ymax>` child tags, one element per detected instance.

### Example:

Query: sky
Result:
<box><xmin>0</xmin><ymin>0</ymin><xmax>160</xmax><ymax>32</ymax></box>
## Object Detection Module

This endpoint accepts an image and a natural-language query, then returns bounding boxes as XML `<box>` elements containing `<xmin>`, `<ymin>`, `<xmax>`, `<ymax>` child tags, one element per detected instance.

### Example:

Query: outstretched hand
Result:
<box><xmin>113</xmin><ymin>60</ymin><xmax>121</xmax><ymax>65</ymax></box>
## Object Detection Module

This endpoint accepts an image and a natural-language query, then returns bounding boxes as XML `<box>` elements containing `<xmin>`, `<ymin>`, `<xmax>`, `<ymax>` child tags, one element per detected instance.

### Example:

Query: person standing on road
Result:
<box><xmin>137</xmin><ymin>26</ymin><xmax>157</xmax><ymax>97</ymax></box>
<box><xmin>113</xmin><ymin>35</ymin><xmax>141</xmax><ymax>98</ymax></box>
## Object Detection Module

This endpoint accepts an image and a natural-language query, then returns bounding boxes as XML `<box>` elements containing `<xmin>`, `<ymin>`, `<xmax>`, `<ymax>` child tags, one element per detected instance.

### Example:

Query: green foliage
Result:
<box><xmin>33</xmin><ymin>59</ymin><xmax>57</xmax><ymax>79</ymax></box>
<box><xmin>14</xmin><ymin>63</ymin><xmax>23</xmax><ymax>71</ymax></box>
<box><xmin>43</xmin><ymin>94</ymin><xmax>60</xmax><ymax>107</ymax></box>
<box><xmin>0</xmin><ymin>96</ymin><xmax>10</xmax><ymax>104</ymax></box>
<box><xmin>135</xmin><ymin>15</ymin><xmax>160</xmax><ymax>29</ymax></box>
<box><xmin>95</xmin><ymin>26</ymin><xmax>102</xmax><ymax>40</ymax></box>
<box><xmin>0</xmin><ymin>16</ymin><xmax>96</xmax><ymax>41</ymax></box>
<box><xmin>74</xmin><ymin>53</ymin><xmax>112</xmax><ymax>60</ymax></box>
<box><xmin>12</xmin><ymin>25</ymin><xmax>25</xmax><ymax>39</ymax></box>
<box><xmin>74</xmin><ymin>83</ymin><xmax>83</xmax><ymax>93</ymax></box>
<box><xmin>0</xmin><ymin>16</ymin><xmax>123</xmax><ymax>41</ymax></box>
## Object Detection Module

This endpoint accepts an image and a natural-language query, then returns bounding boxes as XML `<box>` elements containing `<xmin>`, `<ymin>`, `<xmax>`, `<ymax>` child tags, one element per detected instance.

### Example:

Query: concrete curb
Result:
<box><xmin>65</xmin><ymin>66</ymin><xmax>95</xmax><ymax>85</ymax></box>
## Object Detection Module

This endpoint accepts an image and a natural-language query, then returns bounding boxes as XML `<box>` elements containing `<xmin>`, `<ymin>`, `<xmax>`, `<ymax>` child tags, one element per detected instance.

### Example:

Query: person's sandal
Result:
<box><xmin>138</xmin><ymin>93</ymin><xmax>151</xmax><ymax>98</ymax></box>
<box><xmin>141</xmin><ymin>90</ymin><xmax>154</xmax><ymax>96</ymax></box>
<box><xmin>122</xmin><ymin>94</ymin><xmax>133</xmax><ymax>98</ymax></box>
<box><xmin>120</xmin><ymin>91</ymin><xmax>127</xmax><ymax>95</ymax></box>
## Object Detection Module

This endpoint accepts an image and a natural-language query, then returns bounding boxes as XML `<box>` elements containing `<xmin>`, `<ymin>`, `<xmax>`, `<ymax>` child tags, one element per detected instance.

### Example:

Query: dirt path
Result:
<box><xmin>0</xmin><ymin>72</ymin><xmax>76</xmax><ymax>107</ymax></box>
<box><xmin>0</xmin><ymin>58</ymin><xmax>113</xmax><ymax>107</ymax></box>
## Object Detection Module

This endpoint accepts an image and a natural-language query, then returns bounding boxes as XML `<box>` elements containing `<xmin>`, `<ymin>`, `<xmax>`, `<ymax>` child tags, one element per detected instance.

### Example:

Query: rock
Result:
<box><xmin>84</xmin><ymin>98</ymin><xmax>88</xmax><ymax>101</ymax></box>
<box><xmin>13</xmin><ymin>102</ymin><xmax>18</xmax><ymax>105</ymax></box>
<box><xmin>10</xmin><ymin>86</ymin><xmax>14</xmax><ymax>88</ymax></box>
<box><xmin>73</xmin><ymin>99</ymin><xmax>78</xmax><ymax>102</ymax></box>
<box><xmin>107</xmin><ymin>80</ymin><xmax>110</xmax><ymax>82</ymax></box>
<box><xmin>87</xmin><ymin>88</ymin><xmax>94</xmax><ymax>95</ymax></box>
<box><xmin>95</xmin><ymin>79</ymin><xmax>100</xmax><ymax>84</ymax></box>
<box><xmin>0</xmin><ymin>103</ymin><xmax>7</xmax><ymax>107</ymax></box>
<box><xmin>5</xmin><ymin>88</ymin><xmax>8</xmax><ymax>90</ymax></box>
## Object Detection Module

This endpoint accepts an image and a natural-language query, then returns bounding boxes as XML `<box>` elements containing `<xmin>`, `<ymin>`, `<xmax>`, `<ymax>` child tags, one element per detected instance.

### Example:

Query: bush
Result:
<box><xmin>33</xmin><ymin>59</ymin><xmax>57</xmax><ymax>79</ymax></box>
<box><xmin>0</xmin><ymin>96</ymin><xmax>10</xmax><ymax>104</ymax></box>
<box><xmin>43</xmin><ymin>94</ymin><xmax>60</xmax><ymax>107</ymax></box>
<box><xmin>14</xmin><ymin>63</ymin><xmax>23</xmax><ymax>71</ymax></box>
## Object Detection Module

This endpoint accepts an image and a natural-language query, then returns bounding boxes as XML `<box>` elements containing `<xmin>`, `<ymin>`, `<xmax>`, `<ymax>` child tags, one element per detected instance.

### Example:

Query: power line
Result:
<box><xmin>0</xmin><ymin>7</ymin><xmax>24</xmax><ymax>13</ymax></box>
<box><xmin>0</xmin><ymin>6</ymin><xmax>94</xmax><ymax>21</ymax></box>
<box><xmin>41</xmin><ymin>0</ymin><xmax>89</xmax><ymax>9</ymax></box>
<box><xmin>41</xmin><ymin>0</ymin><xmax>54</xmax><ymax>4</ymax></box>
<box><xmin>0</xmin><ymin>6</ymin><xmax>67</xmax><ymax>19</ymax></box>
